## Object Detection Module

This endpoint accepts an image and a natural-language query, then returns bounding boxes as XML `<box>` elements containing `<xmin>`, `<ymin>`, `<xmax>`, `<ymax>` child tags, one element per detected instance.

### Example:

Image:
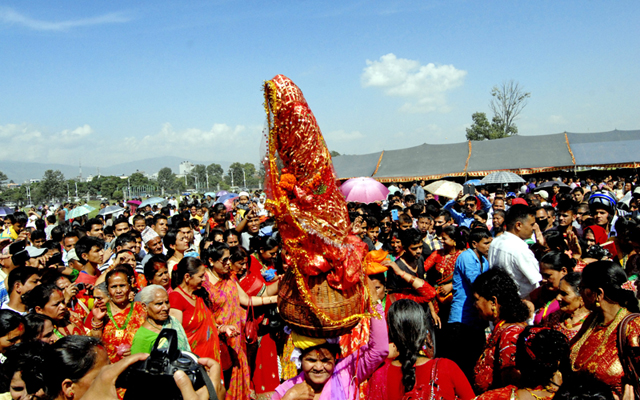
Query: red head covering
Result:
<box><xmin>584</xmin><ymin>225</ymin><xmax>608</xmax><ymax>244</ymax></box>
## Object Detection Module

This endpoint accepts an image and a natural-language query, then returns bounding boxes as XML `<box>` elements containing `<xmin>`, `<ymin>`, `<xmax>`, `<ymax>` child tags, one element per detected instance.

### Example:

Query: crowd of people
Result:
<box><xmin>0</xmin><ymin>173</ymin><xmax>639</xmax><ymax>400</ymax></box>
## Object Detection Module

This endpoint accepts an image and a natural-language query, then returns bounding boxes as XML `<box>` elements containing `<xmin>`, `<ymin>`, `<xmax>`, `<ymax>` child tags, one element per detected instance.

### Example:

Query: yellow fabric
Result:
<box><xmin>291</xmin><ymin>332</ymin><xmax>327</xmax><ymax>350</ymax></box>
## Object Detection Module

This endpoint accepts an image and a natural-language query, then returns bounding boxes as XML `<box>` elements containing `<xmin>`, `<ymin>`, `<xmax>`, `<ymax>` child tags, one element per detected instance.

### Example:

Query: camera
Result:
<box><xmin>116</xmin><ymin>329</ymin><xmax>209</xmax><ymax>399</ymax></box>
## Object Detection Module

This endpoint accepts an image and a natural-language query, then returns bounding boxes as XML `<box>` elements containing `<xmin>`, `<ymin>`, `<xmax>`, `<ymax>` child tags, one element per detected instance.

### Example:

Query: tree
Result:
<box><xmin>38</xmin><ymin>170</ymin><xmax>66</xmax><ymax>202</ymax></box>
<box><xmin>465</xmin><ymin>112</ymin><xmax>517</xmax><ymax>141</ymax></box>
<box><xmin>330</xmin><ymin>150</ymin><xmax>341</xmax><ymax>157</ymax></box>
<box><xmin>0</xmin><ymin>171</ymin><xmax>8</xmax><ymax>184</ymax></box>
<box><xmin>224</xmin><ymin>162</ymin><xmax>259</xmax><ymax>188</ymax></box>
<box><xmin>112</xmin><ymin>190</ymin><xmax>124</xmax><ymax>200</ymax></box>
<box><xmin>157</xmin><ymin>168</ymin><xmax>175</xmax><ymax>191</ymax></box>
<box><xmin>206</xmin><ymin>163</ymin><xmax>224</xmax><ymax>189</ymax></box>
<box><xmin>489</xmin><ymin>80</ymin><xmax>531</xmax><ymax>137</ymax></box>
<box><xmin>129</xmin><ymin>172</ymin><xmax>149</xmax><ymax>187</ymax></box>
<box><xmin>189</xmin><ymin>164</ymin><xmax>206</xmax><ymax>190</ymax></box>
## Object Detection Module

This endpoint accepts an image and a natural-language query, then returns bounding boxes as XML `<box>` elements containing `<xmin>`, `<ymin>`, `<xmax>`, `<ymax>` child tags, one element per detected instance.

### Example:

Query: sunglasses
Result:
<box><xmin>381</xmin><ymin>222</ymin><xmax>392</xmax><ymax>226</ymax></box>
<box><xmin>219</xmin><ymin>257</ymin><xmax>231</xmax><ymax>263</ymax></box>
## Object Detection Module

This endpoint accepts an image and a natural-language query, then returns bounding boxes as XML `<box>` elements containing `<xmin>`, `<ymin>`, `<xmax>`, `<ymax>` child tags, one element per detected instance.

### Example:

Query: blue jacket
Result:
<box><xmin>443</xmin><ymin>193</ymin><xmax>492</xmax><ymax>228</ymax></box>
<box><xmin>448</xmin><ymin>248</ymin><xmax>489</xmax><ymax>326</ymax></box>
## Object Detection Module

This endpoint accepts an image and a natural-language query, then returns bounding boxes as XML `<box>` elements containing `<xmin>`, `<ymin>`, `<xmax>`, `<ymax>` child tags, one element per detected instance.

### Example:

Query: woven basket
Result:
<box><xmin>277</xmin><ymin>269</ymin><xmax>365</xmax><ymax>338</ymax></box>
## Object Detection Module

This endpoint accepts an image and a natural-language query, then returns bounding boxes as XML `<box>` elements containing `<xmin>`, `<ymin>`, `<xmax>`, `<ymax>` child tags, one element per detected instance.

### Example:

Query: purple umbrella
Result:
<box><xmin>216</xmin><ymin>190</ymin><xmax>229</xmax><ymax>198</ymax></box>
<box><xmin>216</xmin><ymin>193</ymin><xmax>238</xmax><ymax>204</ymax></box>
<box><xmin>340</xmin><ymin>177</ymin><xmax>389</xmax><ymax>203</ymax></box>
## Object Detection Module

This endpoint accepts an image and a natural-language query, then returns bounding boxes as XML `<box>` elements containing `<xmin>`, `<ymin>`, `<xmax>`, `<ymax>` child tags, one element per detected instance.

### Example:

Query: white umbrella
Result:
<box><xmin>481</xmin><ymin>171</ymin><xmax>525</xmax><ymax>185</ymax></box>
<box><xmin>424</xmin><ymin>180</ymin><xmax>463</xmax><ymax>199</ymax></box>
<box><xmin>98</xmin><ymin>205</ymin><xmax>125</xmax><ymax>216</ymax></box>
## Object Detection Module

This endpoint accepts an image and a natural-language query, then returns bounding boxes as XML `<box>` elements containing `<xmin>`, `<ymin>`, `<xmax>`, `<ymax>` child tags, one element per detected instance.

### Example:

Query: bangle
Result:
<box><xmin>408</xmin><ymin>276</ymin><xmax>416</xmax><ymax>285</ymax></box>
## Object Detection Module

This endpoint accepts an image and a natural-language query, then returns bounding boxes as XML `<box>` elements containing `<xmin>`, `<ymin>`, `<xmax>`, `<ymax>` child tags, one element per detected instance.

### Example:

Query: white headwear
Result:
<box><xmin>141</xmin><ymin>226</ymin><xmax>160</xmax><ymax>244</ymax></box>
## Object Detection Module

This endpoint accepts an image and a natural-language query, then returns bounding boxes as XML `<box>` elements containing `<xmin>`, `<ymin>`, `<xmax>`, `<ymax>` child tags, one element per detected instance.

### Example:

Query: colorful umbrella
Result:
<box><xmin>340</xmin><ymin>177</ymin><xmax>389</xmax><ymax>204</ymax></box>
<box><xmin>216</xmin><ymin>190</ymin><xmax>229</xmax><ymax>198</ymax></box>
<box><xmin>217</xmin><ymin>193</ymin><xmax>238</xmax><ymax>204</ymax></box>
<box><xmin>0</xmin><ymin>207</ymin><xmax>14</xmax><ymax>217</ymax></box>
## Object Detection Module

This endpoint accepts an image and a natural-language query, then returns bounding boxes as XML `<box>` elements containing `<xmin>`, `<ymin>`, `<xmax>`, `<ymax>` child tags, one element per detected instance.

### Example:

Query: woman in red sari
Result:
<box><xmin>368</xmin><ymin>299</ymin><xmax>474</xmax><ymax>400</ymax></box>
<box><xmin>203</xmin><ymin>243</ymin><xmax>277</xmax><ymax>400</ymax></box>
<box><xmin>477</xmin><ymin>327</ymin><xmax>569</xmax><ymax>400</ymax></box>
<box><xmin>472</xmin><ymin>268</ymin><xmax>529</xmax><ymax>394</ymax></box>
<box><xmin>169</xmin><ymin>257</ymin><xmax>224</xmax><ymax>363</ymax></box>
<box><xmin>240</xmin><ymin>236</ymin><xmax>281</xmax><ymax>399</ymax></box>
<box><xmin>24</xmin><ymin>284</ymin><xmax>88</xmax><ymax>341</ymax></box>
<box><xmin>91</xmin><ymin>265</ymin><xmax>146</xmax><ymax>362</ymax></box>
<box><xmin>540</xmin><ymin>272</ymin><xmax>590</xmax><ymax>341</ymax></box>
<box><xmin>424</xmin><ymin>224</ymin><xmax>466</xmax><ymax>328</ymax></box>
<box><xmin>570</xmin><ymin>260</ymin><xmax>640</xmax><ymax>398</ymax></box>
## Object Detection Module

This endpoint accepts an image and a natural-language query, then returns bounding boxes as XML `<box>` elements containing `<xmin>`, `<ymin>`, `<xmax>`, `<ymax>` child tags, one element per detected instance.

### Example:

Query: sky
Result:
<box><xmin>1</xmin><ymin>1</ymin><xmax>639</xmax><ymax>169</ymax></box>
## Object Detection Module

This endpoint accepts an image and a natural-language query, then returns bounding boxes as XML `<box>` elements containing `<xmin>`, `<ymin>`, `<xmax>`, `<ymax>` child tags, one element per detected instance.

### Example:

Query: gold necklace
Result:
<box><xmin>147</xmin><ymin>318</ymin><xmax>165</xmax><ymax>331</ymax></box>
<box><xmin>570</xmin><ymin>307</ymin><xmax>626</xmax><ymax>371</ymax></box>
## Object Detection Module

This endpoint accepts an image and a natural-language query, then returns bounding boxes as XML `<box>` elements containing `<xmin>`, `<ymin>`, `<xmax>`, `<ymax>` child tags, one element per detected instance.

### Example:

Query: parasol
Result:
<box><xmin>65</xmin><ymin>205</ymin><xmax>93</xmax><ymax>221</ymax></box>
<box><xmin>340</xmin><ymin>177</ymin><xmax>389</xmax><ymax>203</ymax></box>
<box><xmin>98</xmin><ymin>205</ymin><xmax>125</xmax><ymax>216</ymax></box>
<box><xmin>139</xmin><ymin>197</ymin><xmax>167</xmax><ymax>208</ymax></box>
<box><xmin>481</xmin><ymin>171</ymin><xmax>525</xmax><ymax>185</ymax></box>
<box><xmin>0</xmin><ymin>207</ymin><xmax>14</xmax><ymax>217</ymax></box>
<box><xmin>424</xmin><ymin>180</ymin><xmax>463</xmax><ymax>199</ymax></box>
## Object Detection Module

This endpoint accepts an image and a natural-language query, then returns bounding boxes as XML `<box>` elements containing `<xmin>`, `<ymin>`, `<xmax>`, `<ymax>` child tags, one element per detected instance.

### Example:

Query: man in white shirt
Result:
<box><xmin>488</xmin><ymin>204</ymin><xmax>541</xmax><ymax>300</ymax></box>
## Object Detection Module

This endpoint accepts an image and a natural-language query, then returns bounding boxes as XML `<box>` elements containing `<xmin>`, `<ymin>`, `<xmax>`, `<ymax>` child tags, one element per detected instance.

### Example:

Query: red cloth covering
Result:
<box><xmin>584</xmin><ymin>225</ymin><xmax>608</xmax><ymax>244</ymax></box>
<box><xmin>474</xmin><ymin>322</ymin><xmax>524</xmax><ymax>393</ymax></box>
<box><xmin>263</xmin><ymin>75</ymin><xmax>367</xmax><ymax>292</ymax></box>
<box><xmin>367</xmin><ymin>358</ymin><xmax>475</xmax><ymax>400</ymax></box>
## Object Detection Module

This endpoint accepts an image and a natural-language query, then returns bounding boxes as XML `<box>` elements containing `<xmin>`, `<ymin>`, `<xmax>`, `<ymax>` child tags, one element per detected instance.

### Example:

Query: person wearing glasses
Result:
<box><xmin>443</xmin><ymin>191</ymin><xmax>492</xmax><ymax>228</ymax></box>
<box><xmin>202</xmin><ymin>242</ymin><xmax>276</xmax><ymax>400</ymax></box>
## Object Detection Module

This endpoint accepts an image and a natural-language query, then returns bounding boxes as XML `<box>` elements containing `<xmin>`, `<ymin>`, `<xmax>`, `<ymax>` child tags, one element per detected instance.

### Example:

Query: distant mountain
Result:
<box><xmin>0</xmin><ymin>157</ymin><xmax>235</xmax><ymax>183</ymax></box>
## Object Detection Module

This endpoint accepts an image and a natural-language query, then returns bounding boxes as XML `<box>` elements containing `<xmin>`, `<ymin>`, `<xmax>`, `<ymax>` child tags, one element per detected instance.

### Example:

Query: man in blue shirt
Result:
<box><xmin>443</xmin><ymin>192</ymin><xmax>492</xmax><ymax>228</ymax></box>
<box><xmin>445</xmin><ymin>227</ymin><xmax>492</xmax><ymax>381</ymax></box>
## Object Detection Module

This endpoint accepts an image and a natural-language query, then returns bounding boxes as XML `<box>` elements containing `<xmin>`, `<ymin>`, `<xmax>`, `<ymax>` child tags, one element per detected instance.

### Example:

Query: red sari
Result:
<box><xmin>424</xmin><ymin>249</ymin><xmax>462</xmax><ymax>314</ymax></box>
<box><xmin>474</xmin><ymin>322</ymin><xmax>524</xmax><ymax>393</ymax></box>
<box><xmin>368</xmin><ymin>358</ymin><xmax>475</xmax><ymax>400</ymax></box>
<box><xmin>570</xmin><ymin>309</ymin><xmax>640</xmax><ymax>397</ymax></box>
<box><xmin>102</xmin><ymin>302</ymin><xmax>147</xmax><ymax>363</ymax></box>
<box><xmin>169</xmin><ymin>290</ymin><xmax>221</xmax><ymax>363</ymax></box>
<box><xmin>203</xmin><ymin>276</ymin><xmax>251</xmax><ymax>400</ymax></box>
<box><xmin>240</xmin><ymin>256</ymin><xmax>279</xmax><ymax>398</ymax></box>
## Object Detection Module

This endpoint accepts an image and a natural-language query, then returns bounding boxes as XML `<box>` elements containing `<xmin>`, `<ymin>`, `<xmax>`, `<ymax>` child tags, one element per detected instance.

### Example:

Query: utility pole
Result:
<box><xmin>230</xmin><ymin>171</ymin><xmax>234</xmax><ymax>187</ymax></box>
<box><xmin>242</xmin><ymin>168</ymin><xmax>246</xmax><ymax>189</ymax></box>
<box><xmin>206</xmin><ymin>174</ymin><xmax>209</xmax><ymax>190</ymax></box>
<box><xmin>67</xmin><ymin>183</ymin><xmax>70</xmax><ymax>202</ymax></box>
<box><xmin>75</xmin><ymin>182</ymin><xmax>78</xmax><ymax>198</ymax></box>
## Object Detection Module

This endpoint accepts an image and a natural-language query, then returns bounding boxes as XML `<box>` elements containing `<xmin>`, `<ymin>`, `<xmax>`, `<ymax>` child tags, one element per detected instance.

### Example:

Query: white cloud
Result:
<box><xmin>0</xmin><ymin>7</ymin><xmax>131</xmax><ymax>31</ymax></box>
<box><xmin>119</xmin><ymin>122</ymin><xmax>263</xmax><ymax>163</ymax></box>
<box><xmin>361</xmin><ymin>53</ymin><xmax>467</xmax><ymax>113</ymax></box>
<box><xmin>61</xmin><ymin>124</ymin><xmax>93</xmax><ymax>138</ymax></box>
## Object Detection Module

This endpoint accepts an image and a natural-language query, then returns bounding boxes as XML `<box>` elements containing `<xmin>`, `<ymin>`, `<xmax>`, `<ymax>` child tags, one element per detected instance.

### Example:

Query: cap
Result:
<box><xmin>537</xmin><ymin>190</ymin><xmax>549</xmax><ymax>200</ymax></box>
<box><xmin>238</xmin><ymin>191</ymin><xmax>250</xmax><ymax>198</ymax></box>
<box><xmin>26</xmin><ymin>246</ymin><xmax>47</xmax><ymax>258</ymax></box>
<box><xmin>141</xmin><ymin>226</ymin><xmax>160</xmax><ymax>244</ymax></box>
<box><xmin>511</xmin><ymin>198</ymin><xmax>529</xmax><ymax>206</ymax></box>
<box><xmin>66</xmin><ymin>248</ymin><xmax>80</xmax><ymax>262</ymax></box>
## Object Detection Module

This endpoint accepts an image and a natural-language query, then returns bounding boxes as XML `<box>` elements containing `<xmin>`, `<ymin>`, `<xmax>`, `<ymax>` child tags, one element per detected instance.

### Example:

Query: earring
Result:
<box><xmin>595</xmin><ymin>301</ymin><xmax>601</xmax><ymax>308</ymax></box>
<box><xmin>492</xmin><ymin>307</ymin><xmax>498</xmax><ymax>318</ymax></box>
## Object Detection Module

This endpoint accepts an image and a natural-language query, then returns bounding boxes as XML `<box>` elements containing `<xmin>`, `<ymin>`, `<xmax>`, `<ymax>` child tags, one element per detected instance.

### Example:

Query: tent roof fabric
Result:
<box><xmin>332</xmin><ymin>129</ymin><xmax>640</xmax><ymax>182</ymax></box>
